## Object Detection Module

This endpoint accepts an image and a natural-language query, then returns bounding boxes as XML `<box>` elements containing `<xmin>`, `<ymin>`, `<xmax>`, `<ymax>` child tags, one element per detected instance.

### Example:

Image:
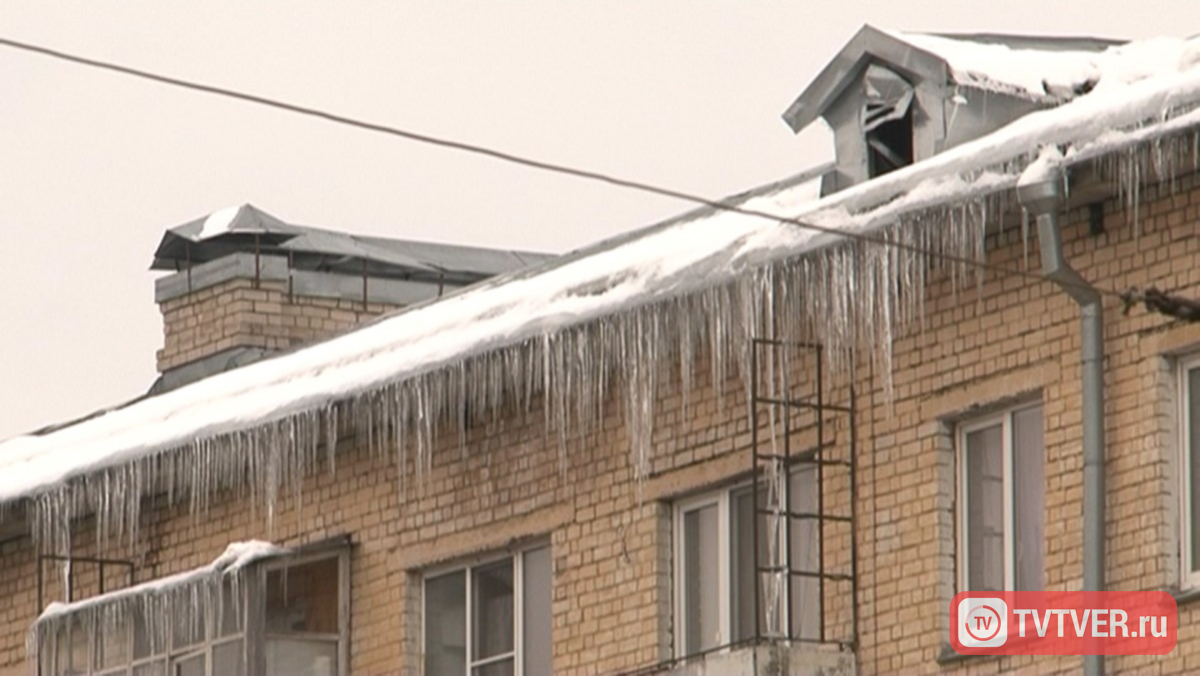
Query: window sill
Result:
<box><xmin>935</xmin><ymin>643</ymin><xmax>996</xmax><ymax>667</ymax></box>
<box><xmin>1165</xmin><ymin>585</ymin><xmax>1200</xmax><ymax>606</ymax></box>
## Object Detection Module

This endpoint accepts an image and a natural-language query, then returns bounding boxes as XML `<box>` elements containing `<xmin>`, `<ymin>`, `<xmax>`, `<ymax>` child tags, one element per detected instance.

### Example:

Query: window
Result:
<box><xmin>40</xmin><ymin>548</ymin><xmax>349</xmax><ymax>676</ymax></box>
<box><xmin>957</xmin><ymin>403</ymin><xmax>1045</xmax><ymax>592</ymax></box>
<box><xmin>264</xmin><ymin>555</ymin><xmax>345</xmax><ymax>676</ymax></box>
<box><xmin>674</xmin><ymin>465</ymin><xmax>820</xmax><ymax>657</ymax></box>
<box><xmin>1180</xmin><ymin>356</ymin><xmax>1200</xmax><ymax>586</ymax></box>
<box><xmin>424</xmin><ymin>543</ymin><xmax>552</xmax><ymax>676</ymax></box>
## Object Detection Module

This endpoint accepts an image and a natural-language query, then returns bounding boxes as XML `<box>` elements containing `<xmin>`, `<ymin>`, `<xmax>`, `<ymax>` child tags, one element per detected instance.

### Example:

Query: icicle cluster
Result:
<box><xmin>1083</xmin><ymin>124</ymin><xmax>1200</xmax><ymax>234</ymax></box>
<box><xmin>29</xmin><ymin>542</ymin><xmax>283</xmax><ymax>673</ymax></box>
<box><xmin>12</xmin><ymin>124</ymin><xmax>1200</xmax><ymax>557</ymax></box>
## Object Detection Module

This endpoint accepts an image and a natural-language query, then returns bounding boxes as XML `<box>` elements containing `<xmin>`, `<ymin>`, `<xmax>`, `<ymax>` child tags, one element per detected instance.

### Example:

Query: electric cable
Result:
<box><xmin>0</xmin><ymin>35</ymin><xmax>1144</xmax><ymax>302</ymax></box>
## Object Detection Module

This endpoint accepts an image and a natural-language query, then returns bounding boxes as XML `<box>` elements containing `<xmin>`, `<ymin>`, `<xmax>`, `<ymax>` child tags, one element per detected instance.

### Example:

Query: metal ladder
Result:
<box><xmin>749</xmin><ymin>338</ymin><xmax>858</xmax><ymax>649</ymax></box>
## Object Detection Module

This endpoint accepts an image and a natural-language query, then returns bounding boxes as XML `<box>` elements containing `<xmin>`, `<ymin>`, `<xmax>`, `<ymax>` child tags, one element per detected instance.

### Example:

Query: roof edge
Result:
<box><xmin>781</xmin><ymin>24</ymin><xmax>948</xmax><ymax>133</ymax></box>
<box><xmin>924</xmin><ymin>32</ymin><xmax>1125</xmax><ymax>52</ymax></box>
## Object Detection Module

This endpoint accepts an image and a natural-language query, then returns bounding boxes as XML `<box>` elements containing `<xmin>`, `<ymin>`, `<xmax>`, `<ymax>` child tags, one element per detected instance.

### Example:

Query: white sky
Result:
<box><xmin>1</xmin><ymin>1</ymin><xmax>1197</xmax><ymax>441</ymax></box>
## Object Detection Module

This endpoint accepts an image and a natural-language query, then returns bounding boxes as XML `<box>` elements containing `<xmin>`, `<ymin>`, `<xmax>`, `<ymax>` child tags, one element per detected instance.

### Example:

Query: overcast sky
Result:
<box><xmin>2</xmin><ymin>2</ymin><xmax>1197</xmax><ymax>441</ymax></box>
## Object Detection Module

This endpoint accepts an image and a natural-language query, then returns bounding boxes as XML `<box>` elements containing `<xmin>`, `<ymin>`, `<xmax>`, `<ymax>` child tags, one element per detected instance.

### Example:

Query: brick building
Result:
<box><xmin>2</xmin><ymin>25</ymin><xmax>1200</xmax><ymax>676</ymax></box>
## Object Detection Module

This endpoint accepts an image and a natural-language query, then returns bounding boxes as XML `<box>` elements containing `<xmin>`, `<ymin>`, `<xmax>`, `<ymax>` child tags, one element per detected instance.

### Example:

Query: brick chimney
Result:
<box><xmin>150</xmin><ymin>204</ymin><xmax>551</xmax><ymax>394</ymax></box>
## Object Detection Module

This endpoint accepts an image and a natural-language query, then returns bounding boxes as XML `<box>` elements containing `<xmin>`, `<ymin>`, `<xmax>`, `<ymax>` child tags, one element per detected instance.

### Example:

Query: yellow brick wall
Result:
<box><xmin>0</xmin><ymin>173</ymin><xmax>1198</xmax><ymax>676</ymax></box>
<box><xmin>858</xmin><ymin>173</ymin><xmax>1200</xmax><ymax>675</ymax></box>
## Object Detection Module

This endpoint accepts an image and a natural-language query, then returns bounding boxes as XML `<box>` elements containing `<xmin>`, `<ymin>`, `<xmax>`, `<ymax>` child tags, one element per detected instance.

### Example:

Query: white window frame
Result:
<box><xmin>673</xmin><ymin>467</ymin><xmax>815</xmax><ymax>658</ymax></box>
<box><xmin>674</xmin><ymin>490</ymin><xmax>733</xmax><ymax>656</ymax></box>
<box><xmin>1179</xmin><ymin>354</ymin><xmax>1200</xmax><ymax>588</ymax></box>
<box><xmin>956</xmin><ymin>403</ymin><xmax>1042</xmax><ymax>593</ymax></box>
<box><xmin>422</xmin><ymin>540</ymin><xmax>550</xmax><ymax>676</ymax></box>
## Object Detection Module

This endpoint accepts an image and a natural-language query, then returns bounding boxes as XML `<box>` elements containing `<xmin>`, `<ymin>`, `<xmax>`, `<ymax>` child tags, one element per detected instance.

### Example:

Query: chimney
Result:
<box><xmin>149</xmin><ymin>204</ymin><xmax>551</xmax><ymax>394</ymax></box>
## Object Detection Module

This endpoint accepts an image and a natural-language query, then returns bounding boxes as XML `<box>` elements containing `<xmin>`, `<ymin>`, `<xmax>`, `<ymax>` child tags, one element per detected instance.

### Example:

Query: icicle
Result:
<box><xmin>678</xmin><ymin>300</ymin><xmax>695</xmax><ymax>422</ymax></box>
<box><xmin>975</xmin><ymin>203</ymin><xmax>988</xmax><ymax>315</ymax></box>
<box><xmin>621</xmin><ymin>306</ymin><xmax>659</xmax><ymax>496</ymax></box>
<box><xmin>1021</xmin><ymin>208</ymin><xmax>1030</xmax><ymax>271</ymax></box>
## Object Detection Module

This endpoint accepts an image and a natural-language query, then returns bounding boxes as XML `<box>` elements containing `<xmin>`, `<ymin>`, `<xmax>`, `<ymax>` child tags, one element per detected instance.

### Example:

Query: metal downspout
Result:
<box><xmin>1017</xmin><ymin>175</ymin><xmax>1106</xmax><ymax>676</ymax></box>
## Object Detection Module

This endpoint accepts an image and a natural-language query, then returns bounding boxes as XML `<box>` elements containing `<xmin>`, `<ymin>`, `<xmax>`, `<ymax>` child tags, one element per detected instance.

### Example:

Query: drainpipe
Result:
<box><xmin>1018</xmin><ymin>173</ymin><xmax>1106</xmax><ymax>676</ymax></box>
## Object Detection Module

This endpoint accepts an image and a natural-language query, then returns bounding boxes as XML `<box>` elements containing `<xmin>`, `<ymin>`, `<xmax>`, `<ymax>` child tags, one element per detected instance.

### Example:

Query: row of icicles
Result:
<box><xmin>7</xmin><ymin>128</ymin><xmax>1198</xmax><ymax>570</ymax></box>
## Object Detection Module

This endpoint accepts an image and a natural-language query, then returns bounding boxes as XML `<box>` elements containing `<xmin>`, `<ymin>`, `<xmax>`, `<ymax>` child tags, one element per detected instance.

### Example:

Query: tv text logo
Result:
<box><xmin>949</xmin><ymin>591</ymin><xmax>1176</xmax><ymax>656</ymax></box>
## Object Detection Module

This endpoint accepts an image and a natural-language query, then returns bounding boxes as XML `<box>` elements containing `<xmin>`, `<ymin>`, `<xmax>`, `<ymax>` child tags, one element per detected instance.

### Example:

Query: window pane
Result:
<box><xmin>472</xmin><ymin>658</ymin><xmax>515</xmax><ymax>676</ymax></box>
<box><xmin>133</xmin><ymin>607</ymin><xmax>162</xmax><ymax>659</ymax></box>
<box><xmin>49</xmin><ymin>627</ymin><xmax>68</xmax><ymax>676</ymax></box>
<box><xmin>730</xmin><ymin>486</ymin><xmax>786</xmax><ymax>642</ymax></box>
<box><xmin>267</xmin><ymin>557</ymin><xmax>340</xmax><ymax>635</ymax></box>
<box><xmin>789</xmin><ymin>464</ymin><xmax>821</xmax><ymax>640</ymax></box>
<box><xmin>96</xmin><ymin>613</ymin><xmax>130</xmax><ymax>670</ymax></box>
<box><xmin>1189</xmin><ymin>367</ymin><xmax>1200</xmax><ymax>572</ymax></box>
<box><xmin>965</xmin><ymin>424</ymin><xmax>1005</xmax><ymax>592</ymax></box>
<box><xmin>171</xmin><ymin>599</ymin><xmax>205</xmax><ymax>650</ymax></box>
<box><xmin>171</xmin><ymin>654</ymin><xmax>205</xmax><ymax>676</ymax></box>
<box><xmin>522</xmin><ymin>547</ymin><xmax>552</xmax><ymax>676</ymax></box>
<box><xmin>730</xmin><ymin>488</ymin><xmax>759</xmax><ymax>642</ymax></box>
<box><xmin>57</xmin><ymin>618</ymin><xmax>88</xmax><ymax>676</ymax></box>
<box><xmin>132</xmin><ymin>661</ymin><xmax>166</xmax><ymax>676</ymax></box>
<box><xmin>425</xmin><ymin>571</ymin><xmax>466</xmax><ymax>676</ymax></box>
<box><xmin>220</xmin><ymin>578</ymin><xmax>243</xmax><ymax>637</ymax></box>
<box><xmin>683</xmin><ymin>504</ymin><xmax>720</xmax><ymax>654</ymax></box>
<box><xmin>472</xmin><ymin>559</ymin><xmax>514</xmax><ymax>661</ymax></box>
<box><xmin>213</xmin><ymin>639</ymin><xmax>245</xmax><ymax>676</ymax></box>
<box><xmin>265</xmin><ymin>638</ymin><xmax>337</xmax><ymax>676</ymax></box>
<box><xmin>1012</xmin><ymin>405</ymin><xmax>1045</xmax><ymax>591</ymax></box>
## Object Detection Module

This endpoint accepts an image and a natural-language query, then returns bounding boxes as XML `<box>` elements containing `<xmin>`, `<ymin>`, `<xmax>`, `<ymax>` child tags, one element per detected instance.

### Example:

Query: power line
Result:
<box><xmin>1122</xmin><ymin>287</ymin><xmax>1200</xmax><ymax>322</ymax></box>
<box><xmin>0</xmin><ymin>35</ymin><xmax>1130</xmax><ymax>301</ymax></box>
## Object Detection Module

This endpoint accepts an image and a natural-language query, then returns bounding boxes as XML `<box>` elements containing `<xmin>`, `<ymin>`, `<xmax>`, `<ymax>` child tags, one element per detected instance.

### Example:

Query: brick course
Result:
<box><xmin>156</xmin><ymin>277</ymin><xmax>398</xmax><ymax>373</ymax></box>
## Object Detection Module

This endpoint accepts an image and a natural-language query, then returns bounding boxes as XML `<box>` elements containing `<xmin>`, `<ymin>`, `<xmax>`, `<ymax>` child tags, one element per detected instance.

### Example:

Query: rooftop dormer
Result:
<box><xmin>783</xmin><ymin>25</ymin><xmax>1123</xmax><ymax>194</ymax></box>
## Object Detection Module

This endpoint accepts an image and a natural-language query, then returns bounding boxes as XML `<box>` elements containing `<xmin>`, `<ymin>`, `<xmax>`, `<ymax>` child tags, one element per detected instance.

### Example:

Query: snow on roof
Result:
<box><xmin>891</xmin><ymin>31</ymin><xmax>1200</xmax><ymax>102</ymax></box>
<box><xmin>3</xmin><ymin>33</ymin><xmax>1200</xmax><ymax>533</ymax></box>
<box><xmin>1018</xmin><ymin>146</ymin><xmax>1067</xmax><ymax>189</ymax></box>
<box><xmin>197</xmin><ymin>203</ymin><xmax>248</xmax><ymax>240</ymax></box>
<box><xmin>889</xmin><ymin>31</ymin><xmax>1105</xmax><ymax>99</ymax></box>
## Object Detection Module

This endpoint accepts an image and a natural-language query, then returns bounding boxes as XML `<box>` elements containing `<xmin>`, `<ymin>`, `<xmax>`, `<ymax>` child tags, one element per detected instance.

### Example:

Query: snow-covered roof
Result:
<box><xmin>887</xmin><ymin>31</ymin><xmax>1121</xmax><ymax>101</ymax></box>
<box><xmin>4</xmin><ymin>32</ymin><xmax>1200</xmax><ymax>545</ymax></box>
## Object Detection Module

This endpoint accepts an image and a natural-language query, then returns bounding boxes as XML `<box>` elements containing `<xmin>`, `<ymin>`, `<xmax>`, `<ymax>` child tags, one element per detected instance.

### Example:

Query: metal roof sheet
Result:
<box><xmin>151</xmin><ymin>204</ymin><xmax>555</xmax><ymax>281</ymax></box>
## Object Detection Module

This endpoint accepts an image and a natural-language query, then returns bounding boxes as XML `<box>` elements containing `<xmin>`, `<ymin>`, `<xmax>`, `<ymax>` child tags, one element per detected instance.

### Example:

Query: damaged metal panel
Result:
<box><xmin>822</xmin><ymin>62</ymin><xmax>946</xmax><ymax>188</ymax></box>
<box><xmin>862</xmin><ymin>65</ymin><xmax>914</xmax><ymax>133</ymax></box>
